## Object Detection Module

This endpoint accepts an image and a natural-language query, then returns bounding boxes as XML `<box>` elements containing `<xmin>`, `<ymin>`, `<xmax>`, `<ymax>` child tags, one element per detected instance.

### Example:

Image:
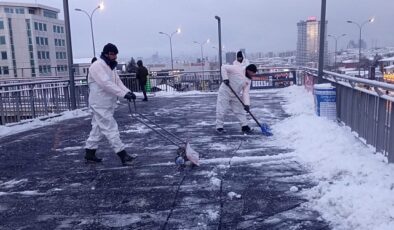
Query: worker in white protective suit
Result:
<box><xmin>233</xmin><ymin>51</ymin><xmax>250</xmax><ymax>67</ymax></box>
<box><xmin>216</xmin><ymin>63</ymin><xmax>258</xmax><ymax>134</ymax></box>
<box><xmin>84</xmin><ymin>43</ymin><xmax>137</xmax><ymax>166</ymax></box>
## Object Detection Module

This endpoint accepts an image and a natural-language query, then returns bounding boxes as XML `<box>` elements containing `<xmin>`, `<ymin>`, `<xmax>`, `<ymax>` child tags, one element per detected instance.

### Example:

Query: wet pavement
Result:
<box><xmin>0</xmin><ymin>91</ymin><xmax>330</xmax><ymax>229</ymax></box>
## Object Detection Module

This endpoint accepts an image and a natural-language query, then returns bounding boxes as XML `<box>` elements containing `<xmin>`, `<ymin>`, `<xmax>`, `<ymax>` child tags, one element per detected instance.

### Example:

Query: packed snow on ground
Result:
<box><xmin>273</xmin><ymin>85</ymin><xmax>394</xmax><ymax>230</ymax></box>
<box><xmin>2</xmin><ymin>86</ymin><xmax>394</xmax><ymax>229</ymax></box>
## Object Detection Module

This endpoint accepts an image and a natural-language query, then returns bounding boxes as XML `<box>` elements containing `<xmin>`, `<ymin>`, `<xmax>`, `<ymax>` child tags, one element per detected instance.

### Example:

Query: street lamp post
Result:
<box><xmin>75</xmin><ymin>2</ymin><xmax>104</xmax><ymax>57</ymax></box>
<box><xmin>214</xmin><ymin>16</ymin><xmax>222</xmax><ymax>73</ymax></box>
<box><xmin>328</xmin><ymin>34</ymin><xmax>346</xmax><ymax>68</ymax></box>
<box><xmin>347</xmin><ymin>17</ymin><xmax>374</xmax><ymax>77</ymax></box>
<box><xmin>159</xmin><ymin>28</ymin><xmax>181</xmax><ymax>71</ymax></box>
<box><xmin>194</xmin><ymin>39</ymin><xmax>210</xmax><ymax>76</ymax></box>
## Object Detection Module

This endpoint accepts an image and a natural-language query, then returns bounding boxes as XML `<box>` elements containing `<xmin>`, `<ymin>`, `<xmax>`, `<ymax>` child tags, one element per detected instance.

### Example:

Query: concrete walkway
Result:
<box><xmin>0</xmin><ymin>91</ymin><xmax>330</xmax><ymax>229</ymax></box>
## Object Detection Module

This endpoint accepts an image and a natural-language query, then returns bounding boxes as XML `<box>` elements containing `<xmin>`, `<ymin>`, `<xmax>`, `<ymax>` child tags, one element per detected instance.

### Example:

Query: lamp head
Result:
<box><xmin>99</xmin><ymin>2</ymin><xmax>104</xmax><ymax>10</ymax></box>
<box><xmin>176</xmin><ymin>28</ymin><xmax>181</xmax><ymax>34</ymax></box>
<box><xmin>346</xmin><ymin>20</ymin><xmax>353</xmax><ymax>23</ymax></box>
<box><xmin>369</xmin><ymin>17</ymin><xmax>375</xmax><ymax>23</ymax></box>
<box><xmin>75</xmin><ymin>8</ymin><xmax>82</xmax><ymax>11</ymax></box>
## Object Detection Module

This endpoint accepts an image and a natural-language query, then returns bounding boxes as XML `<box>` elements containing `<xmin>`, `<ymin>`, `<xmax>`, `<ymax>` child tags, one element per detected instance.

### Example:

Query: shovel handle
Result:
<box><xmin>226</xmin><ymin>84</ymin><xmax>262</xmax><ymax>127</ymax></box>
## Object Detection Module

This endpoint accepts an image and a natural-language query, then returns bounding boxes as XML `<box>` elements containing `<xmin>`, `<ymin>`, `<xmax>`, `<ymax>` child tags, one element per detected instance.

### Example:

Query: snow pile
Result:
<box><xmin>0</xmin><ymin>109</ymin><xmax>90</xmax><ymax>138</ymax></box>
<box><xmin>274</xmin><ymin>85</ymin><xmax>394</xmax><ymax>230</ymax></box>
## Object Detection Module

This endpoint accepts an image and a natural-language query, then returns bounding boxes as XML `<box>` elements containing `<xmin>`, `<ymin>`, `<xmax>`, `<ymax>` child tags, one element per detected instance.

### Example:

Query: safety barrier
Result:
<box><xmin>299</xmin><ymin>68</ymin><xmax>394</xmax><ymax>163</ymax></box>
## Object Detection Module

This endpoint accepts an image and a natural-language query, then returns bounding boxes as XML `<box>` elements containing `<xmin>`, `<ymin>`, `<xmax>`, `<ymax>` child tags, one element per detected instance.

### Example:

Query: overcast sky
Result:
<box><xmin>9</xmin><ymin>0</ymin><xmax>394</xmax><ymax>59</ymax></box>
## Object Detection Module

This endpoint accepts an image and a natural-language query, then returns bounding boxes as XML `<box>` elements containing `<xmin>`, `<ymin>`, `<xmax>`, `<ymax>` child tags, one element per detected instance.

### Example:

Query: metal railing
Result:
<box><xmin>0</xmin><ymin>79</ymin><xmax>88</xmax><ymax>125</ymax></box>
<box><xmin>299</xmin><ymin>67</ymin><xmax>394</xmax><ymax>163</ymax></box>
<box><xmin>0</xmin><ymin>70</ymin><xmax>221</xmax><ymax>125</ymax></box>
<box><xmin>119</xmin><ymin>70</ymin><xmax>222</xmax><ymax>93</ymax></box>
<box><xmin>0</xmin><ymin>68</ymin><xmax>297</xmax><ymax>126</ymax></box>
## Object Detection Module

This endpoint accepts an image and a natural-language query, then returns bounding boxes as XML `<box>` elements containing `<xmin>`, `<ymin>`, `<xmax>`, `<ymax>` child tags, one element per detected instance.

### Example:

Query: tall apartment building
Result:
<box><xmin>0</xmin><ymin>2</ymin><xmax>67</xmax><ymax>78</ymax></box>
<box><xmin>296</xmin><ymin>17</ymin><xmax>328</xmax><ymax>67</ymax></box>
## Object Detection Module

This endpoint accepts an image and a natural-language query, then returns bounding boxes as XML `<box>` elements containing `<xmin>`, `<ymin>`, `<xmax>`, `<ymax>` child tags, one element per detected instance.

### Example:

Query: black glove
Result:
<box><xmin>223</xmin><ymin>79</ymin><xmax>230</xmax><ymax>86</ymax></box>
<box><xmin>244</xmin><ymin>105</ymin><xmax>250</xmax><ymax>112</ymax></box>
<box><xmin>124</xmin><ymin>92</ymin><xmax>136</xmax><ymax>101</ymax></box>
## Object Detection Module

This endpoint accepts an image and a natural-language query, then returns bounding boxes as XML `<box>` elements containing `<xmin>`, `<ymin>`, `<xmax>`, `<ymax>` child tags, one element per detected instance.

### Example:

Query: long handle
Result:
<box><xmin>226</xmin><ymin>84</ymin><xmax>262</xmax><ymax>127</ymax></box>
<box><xmin>136</xmin><ymin>112</ymin><xmax>186</xmax><ymax>144</ymax></box>
<box><xmin>127</xmin><ymin>102</ymin><xmax>184</xmax><ymax>148</ymax></box>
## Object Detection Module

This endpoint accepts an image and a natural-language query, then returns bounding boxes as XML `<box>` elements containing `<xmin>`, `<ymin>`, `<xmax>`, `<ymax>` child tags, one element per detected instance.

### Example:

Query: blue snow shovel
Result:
<box><xmin>226</xmin><ymin>83</ymin><xmax>273</xmax><ymax>136</ymax></box>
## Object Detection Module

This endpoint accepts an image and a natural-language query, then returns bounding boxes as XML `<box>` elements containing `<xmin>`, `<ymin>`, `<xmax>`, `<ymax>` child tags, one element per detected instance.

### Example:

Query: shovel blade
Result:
<box><xmin>185</xmin><ymin>142</ymin><xmax>200</xmax><ymax>166</ymax></box>
<box><xmin>260</xmin><ymin>123</ymin><xmax>273</xmax><ymax>136</ymax></box>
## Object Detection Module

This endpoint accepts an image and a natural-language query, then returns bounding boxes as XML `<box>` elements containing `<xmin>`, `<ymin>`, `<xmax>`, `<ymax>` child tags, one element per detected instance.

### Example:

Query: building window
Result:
<box><xmin>34</xmin><ymin>22</ymin><xmax>38</xmax><ymax>30</ymax></box>
<box><xmin>1</xmin><ymin>51</ymin><xmax>7</xmax><ymax>60</ymax></box>
<box><xmin>5</xmin><ymin>8</ymin><xmax>14</xmax><ymax>14</ymax></box>
<box><xmin>3</xmin><ymin>66</ymin><xmax>9</xmax><ymax>75</ymax></box>
<box><xmin>15</xmin><ymin>8</ymin><xmax>25</xmax><ymax>14</ymax></box>
<box><xmin>0</xmin><ymin>21</ymin><xmax>3</xmax><ymax>30</ymax></box>
<box><xmin>0</xmin><ymin>36</ymin><xmax>5</xmax><ymax>45</ymax></box>
<box><xmin>43</xmin><ymin>23</ymin><xmax>47</xmax><ymax>31</ymax></box>
<box><xmin>43</xmin><ymin>10</ymin><xmax>57</xmax><ymax>19</ymax></box>
<box><xmin>28</xmin><ymin>9</ymin><xmax>35</xmax><ymax>14</ymax></box>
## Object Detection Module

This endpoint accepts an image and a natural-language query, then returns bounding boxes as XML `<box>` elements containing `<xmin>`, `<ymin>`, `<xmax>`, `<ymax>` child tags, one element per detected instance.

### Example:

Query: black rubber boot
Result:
<box><xmin>84</xmin><ymin>149</ymin><xmax>102</xmax><ymax>163</ymax></box>
<box><xmin>117</xmin><ymin>150</ymin><xmax>135</xmax><ymax>166</ymax></box>
<box><xmin>241</xmin><ymin>125</ymin><xmax>253</xmax><ymax>134</ymax></box>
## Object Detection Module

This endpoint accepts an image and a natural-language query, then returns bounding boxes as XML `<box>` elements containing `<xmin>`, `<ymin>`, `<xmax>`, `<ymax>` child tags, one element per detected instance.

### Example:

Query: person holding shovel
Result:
<box><xmin>215</xmin><ymin>63</ymin><xmax>257</xmax><ymax>134</ymax></box>
<box><xmin>84</xmin><ymin>43</ymin><xmax>137</xmax><ymax>166</ymax></box>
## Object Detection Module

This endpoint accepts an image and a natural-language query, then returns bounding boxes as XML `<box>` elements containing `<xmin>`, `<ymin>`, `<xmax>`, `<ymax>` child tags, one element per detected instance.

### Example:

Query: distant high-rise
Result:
<box><xmin>0</xmin><ymin>2</ymin><xmax>67</xmax><ymax>77</ymax></box>
<box><xmin>296</xmin><ymin>16</ymin><xmax>328</xmax><ymax>67</ymax></box>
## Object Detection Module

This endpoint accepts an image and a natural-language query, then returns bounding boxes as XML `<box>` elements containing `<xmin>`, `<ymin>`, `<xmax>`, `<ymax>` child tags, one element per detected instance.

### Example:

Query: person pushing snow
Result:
<box><xmin>216</xmin><ymin>63</ymin><xmax>258</xmax><ymax>134</ymax></box>
<box><xmin>84</xmin><ymin>43</ymin><xmax>137</xmax><ymax>166</ymax></box>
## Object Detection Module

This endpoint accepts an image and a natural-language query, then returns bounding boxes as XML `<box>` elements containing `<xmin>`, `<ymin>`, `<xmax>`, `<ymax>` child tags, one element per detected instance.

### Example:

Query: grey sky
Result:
<box><xmin>9</xmin><ymin>0</ymin><xmax>394</xmax><ymax>59</ymax></box>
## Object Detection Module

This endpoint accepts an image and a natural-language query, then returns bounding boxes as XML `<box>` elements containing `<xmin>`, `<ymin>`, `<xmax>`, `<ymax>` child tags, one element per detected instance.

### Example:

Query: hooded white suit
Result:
<box><xmin>85</xmin><ymin>58</ymin><xmax>130</xmax><ymax>153</ymax></box>
<box><xmin>216</xmin><ymin>64</ymin><xmax>251</xmax><ymax>129</ymax></box>
<box><xmin>233</xmin><ymin>58</ymin><xmax>250</xmax><ymax>67</ymax></box>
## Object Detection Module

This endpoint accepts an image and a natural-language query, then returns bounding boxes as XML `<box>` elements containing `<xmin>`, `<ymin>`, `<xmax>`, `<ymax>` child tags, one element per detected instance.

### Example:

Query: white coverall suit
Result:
<box><xmin>233</xmin><ymin>57</ymin><xmax>250</xmax><ymax>67</ymax></box>
<box><xmin>85</xmin><ymin>58</ymin><xmax>130</xmax><ymax>153</ymax></box>
<box><xmin>216</xmin><ymin>64</ymin><xmax>251</xmax><ymax>129</ymax></box>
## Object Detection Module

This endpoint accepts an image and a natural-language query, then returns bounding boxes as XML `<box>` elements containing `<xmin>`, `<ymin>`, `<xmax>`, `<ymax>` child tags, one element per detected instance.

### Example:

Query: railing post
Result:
<box><xmin>29</xmin><ymin>84</ymin><xmax>36</xmax><ymax>118</ymax></box>
<box><xmin>0</xmin><ymin>88</ymin><xmax>5</xmax><ymax>125</ymax></box>
<box><xmin>15</xmin><ymin>90</ymin><xmax>21</xmax><ymax>122</ymax></box>
<box><xmin>388</xmin><ymin>103</ymin><xmax>394</xmax><ymax>163</ymax></box>
<box><xmin>43</xmin><ymin>88</ymin><xmax>49</xmax><ymax>115</ymax></box>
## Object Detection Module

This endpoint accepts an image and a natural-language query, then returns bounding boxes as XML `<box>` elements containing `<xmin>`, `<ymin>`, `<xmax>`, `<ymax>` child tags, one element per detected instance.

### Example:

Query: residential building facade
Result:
<box><xmin>0</xmin><ymin>2</ymin><xmax>67</xmax><ymax>78</ymax></box>
<box><xmin>296</xmin><ymin>16</ymin><xmax>328</xmax><ymax>67</ymax></box>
